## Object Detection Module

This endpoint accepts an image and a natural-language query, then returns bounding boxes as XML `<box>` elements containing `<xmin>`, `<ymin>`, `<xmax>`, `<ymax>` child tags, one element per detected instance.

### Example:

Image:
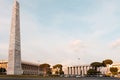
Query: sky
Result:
<box><xmin>0</xmin><ymin>0</ymin><xmax>120</xmax><ymax>67</ymax></box>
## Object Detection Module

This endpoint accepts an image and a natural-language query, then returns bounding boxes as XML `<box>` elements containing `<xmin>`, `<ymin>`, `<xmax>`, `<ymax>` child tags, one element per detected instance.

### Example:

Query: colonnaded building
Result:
<box><xmin>67</xmin><ymin>65</ymin><xmax>91</xmax><ymax>76</ymax></box>
<box><xmin>67</xmin><ymin>65</ymin><xmax>106</xmax><ymax>76</ymax></box>
<box><xmin>66</xmin><ymin>63</ymin><xmax>120</xmax><ymax>76</ymax></box>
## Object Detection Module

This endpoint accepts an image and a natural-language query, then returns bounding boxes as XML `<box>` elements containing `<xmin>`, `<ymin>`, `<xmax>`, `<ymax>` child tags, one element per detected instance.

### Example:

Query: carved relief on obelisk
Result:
<box><xmin>7</xmin><ymin>0</ymin><xmax>22</xmax><ymax>75</ymax></box>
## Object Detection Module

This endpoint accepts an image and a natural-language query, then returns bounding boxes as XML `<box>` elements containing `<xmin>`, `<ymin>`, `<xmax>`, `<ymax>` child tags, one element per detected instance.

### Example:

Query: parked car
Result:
<box><xmin>76</xmin><ymin>75</ymin><xmax>81</xmax><ymax>78</ymax></box>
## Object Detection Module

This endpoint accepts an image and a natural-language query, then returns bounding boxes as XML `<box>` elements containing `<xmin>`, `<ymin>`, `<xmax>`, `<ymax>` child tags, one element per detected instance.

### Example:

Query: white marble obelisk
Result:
<box><xmin>7</xmin><ymin>0</ymin><xmax>22</xmax><ymax>75</ymax></box>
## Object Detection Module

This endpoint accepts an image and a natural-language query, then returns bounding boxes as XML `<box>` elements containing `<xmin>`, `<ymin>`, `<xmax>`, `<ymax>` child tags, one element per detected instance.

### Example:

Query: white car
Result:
<box><xmin>76</xmin><ymin>75</ymin><xmax>81</xmax><ymax>78</ymax></box>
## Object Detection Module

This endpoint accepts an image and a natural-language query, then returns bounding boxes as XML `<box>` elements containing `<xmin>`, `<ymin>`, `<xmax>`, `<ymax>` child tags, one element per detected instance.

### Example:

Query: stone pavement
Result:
<box><xmin>0</xmin><ymin>77</ymin><xmax>120</xmax><ymax>80</ymax></box>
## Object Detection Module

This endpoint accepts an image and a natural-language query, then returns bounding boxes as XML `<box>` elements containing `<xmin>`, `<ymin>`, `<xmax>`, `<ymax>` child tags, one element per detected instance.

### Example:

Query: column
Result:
<box><xmin>70</xmin><ymin>67</ymin><xmax>72</xmax><ymax>75</ymax></box>
<box><xmin>67</xmin><ymin>67</ymin><xmax>70</xmax><ymax>75</ymax></box>
<box><xmin>76</xmin><ymin>66</ymin><xmax>78</xmax><ymax>75</ymax></box>
<box><xmin>79</xmin><ymin>66</ymin><xmax>81</xmax><ymax>75</ymax></box>
<box><xmin>83</xmin><ymin>66</ymin><xmax>84</xmax><ymax>76</ymax></box>
<box><xmin>73</xmin><ymin>67</ymin><xmax>75</xmax><ymax>75</ymax></box>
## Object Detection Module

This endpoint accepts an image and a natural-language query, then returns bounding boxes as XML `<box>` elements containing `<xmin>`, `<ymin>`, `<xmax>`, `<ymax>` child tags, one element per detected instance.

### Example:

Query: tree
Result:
<box><xmin>0</xmin><ymin>68</ymin><xmax>6</xmax><ymax>75</ymax></box>
<box><xmin>53</xmin><ymin>64</ymin><xmax>62</xmax><ymax>69</ymax></box>
<box><xmin>55</xmin><ymin>71</ymin><xmax>59</xmax><ymax>75</ymax></box>
<box><xmin>90</xmin><ymin>62</ymin><xmax>102</xmax><ymax>71</ymax></box>
<box><xmin>59</xmin><ymin>71</ymin><xmax>64</xmax><ymax>75</ymax></box>
<box><xmin>39</xmin><ymin>63</ymin><xmax>51</xmax><ymax>76</ymax></box>
<box><xmin>110</xmin><ymin>67</ymin><xmax>118</xmax><ymax>75</ymax></box>
<box><xmin>53</xmin><ymin>64</ymin><xmax>64</xmax><ymax>75</ymax></box>
<box><xmin>87</xmin><ymin>69</ymin><xmax>101</xmax><ymax>75</ymax></box>
<box><xmin>102</xmin><ymin>59</ymin><xmax>113</xmax><ymax>67</ymax></box>
<box><xmin>46</xmin><ymin>70</ymin><xmax>52</xmax><ymax>75</ymax></box>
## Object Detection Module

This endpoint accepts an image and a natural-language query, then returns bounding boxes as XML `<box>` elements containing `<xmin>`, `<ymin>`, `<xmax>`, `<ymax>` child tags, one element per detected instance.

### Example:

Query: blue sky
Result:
<box><xmin>0</xmin><ymin>0</ymin><xmax>120</xmax><ymax>66</ymax></box>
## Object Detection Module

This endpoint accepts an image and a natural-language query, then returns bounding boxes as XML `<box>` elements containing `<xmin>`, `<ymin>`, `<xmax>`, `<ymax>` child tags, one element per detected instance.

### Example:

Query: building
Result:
<box><xmin>0</xmin><ymin>60</ymin><xmax>7</xmax><ymax>70</ymax></box>
<box><xmin>67</xmin><ymin>65</ymin><xmax>91</xmax><ymax>76</ymax></box>
<box><xmin>110</xmin><ymin>63</ymin><xmax>120</xmax><ymax>73</ymax></box>
<box><xmin>0</xmin><ymin>60</ymin><xmax>42</xmax><ymax>75</ymax></box>
<box><xmin>66</xmin><ymin>65</ymin><xmax>112</xmax><ymax>76</ymax></box>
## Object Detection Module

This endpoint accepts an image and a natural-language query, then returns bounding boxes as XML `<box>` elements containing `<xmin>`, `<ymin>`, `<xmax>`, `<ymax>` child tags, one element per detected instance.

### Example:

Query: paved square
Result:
<box><xmin>0</xmin><ymin>77</ymin><xmax>120</xmax><ymax>80</ymax></box>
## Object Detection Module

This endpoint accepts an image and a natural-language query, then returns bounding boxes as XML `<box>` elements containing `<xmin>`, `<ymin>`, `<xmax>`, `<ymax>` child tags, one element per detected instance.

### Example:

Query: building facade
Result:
<box><xmin>67</xmin><ymin>65</ymin><xmax>91</xmax><ymax>76</ymax></box>
<box><xmin>66</xmin><ymin>65</ymin><xmax>110</xmax><ymax>76</ymax></box>
<box><xmin>0</xmin><ymin>60</ymin><xmax>43</xmax><ymax>75</ymax></box>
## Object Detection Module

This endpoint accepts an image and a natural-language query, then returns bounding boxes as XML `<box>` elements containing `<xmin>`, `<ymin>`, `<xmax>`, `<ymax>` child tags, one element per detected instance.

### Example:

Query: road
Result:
<box><xmin>0</xmin><ymin>77</ymin><xmax>120</xmax><ymax>80</ymax></box>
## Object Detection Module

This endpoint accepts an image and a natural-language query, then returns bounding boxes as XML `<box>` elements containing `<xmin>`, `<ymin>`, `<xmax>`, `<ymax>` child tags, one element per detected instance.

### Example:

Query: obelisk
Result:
<box><xmin>7</xmin><ymin>0</ymin><xmax>22</xmax><ymax>75</ymax></box>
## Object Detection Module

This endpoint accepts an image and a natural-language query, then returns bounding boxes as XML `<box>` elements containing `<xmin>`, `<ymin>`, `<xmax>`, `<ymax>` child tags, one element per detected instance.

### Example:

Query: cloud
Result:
<box><xmin>1</xmin><ymin>0</ymin><xmax>120</xmax><ymax>65</ymax></box>
<box><xmin>80</xmin><ymin>0</ymin><xmax>119</xmax><ymax>39</ymax></box>
<box><xmin>0</xmin><ymin>43</ymin><xmax>8</xmax><ymax>59</ymax></box>
<box><xmin>69</xmin><ymin>40</ymin><xmax>85</xmax><ymax>52</ymax></box>
<box><xmin>111</xmin><ymin>39</ymin><xmax>120</xmax><ymax>48</ymax></box>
